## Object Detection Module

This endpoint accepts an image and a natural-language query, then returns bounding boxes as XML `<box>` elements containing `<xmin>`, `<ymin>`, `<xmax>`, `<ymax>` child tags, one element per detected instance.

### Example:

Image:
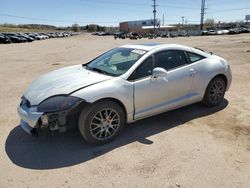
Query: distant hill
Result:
<box><xmin>18</xmin><ymin>24</ymin><xmax>57</xmax><ymax>30</ymax></box>
<box><xmin>0</xmin><ymin>23</ymin><xmax>118</xmax><ymax>33</ymax></box>
<box><xmin>0</xmin><ymin>23</ymin><xmax>59</xmax><ymax>32</ymax></box>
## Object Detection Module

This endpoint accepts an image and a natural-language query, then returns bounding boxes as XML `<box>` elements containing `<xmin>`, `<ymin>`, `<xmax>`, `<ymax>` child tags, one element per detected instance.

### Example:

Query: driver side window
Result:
<box><xmin>129</xmin><ymin>57</ymin><xmax>153</xmax><ymax>81</ymax></box>
<box><xmin>155</xmin><ymin>50</ymin><xmax>188</xmax><ymax>71</ymax></box>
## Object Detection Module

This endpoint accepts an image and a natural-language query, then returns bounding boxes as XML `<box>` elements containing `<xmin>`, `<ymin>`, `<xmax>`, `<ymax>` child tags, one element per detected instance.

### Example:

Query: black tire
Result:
<box><xmin>202</xmin><ymin>76</ymin><xmax>226</xmax><ymax>107</ymax></box>
<box><xmin>78</xmin><ymin>100</ymin><xmax>125</xmax><ymax>145</ymax></box>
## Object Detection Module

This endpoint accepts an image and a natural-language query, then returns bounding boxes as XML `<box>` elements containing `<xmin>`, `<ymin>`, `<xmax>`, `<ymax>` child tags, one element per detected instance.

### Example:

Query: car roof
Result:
<box><xmin>121</xmin><ymin>43</ymin><xmax>191</xmax><ymax>51</ymax></box>
<box><xmin>121</xmin><ymin>43</ymin><xmax>211</xmax><ymax>58</ymax></box>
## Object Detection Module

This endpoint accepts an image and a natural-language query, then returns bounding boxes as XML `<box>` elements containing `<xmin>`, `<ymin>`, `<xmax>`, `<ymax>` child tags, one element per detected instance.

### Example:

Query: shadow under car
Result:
<box><xmin>5</xmin><ymin>100</ymin><xmax>228</xmax><ymax>170</ymax></box>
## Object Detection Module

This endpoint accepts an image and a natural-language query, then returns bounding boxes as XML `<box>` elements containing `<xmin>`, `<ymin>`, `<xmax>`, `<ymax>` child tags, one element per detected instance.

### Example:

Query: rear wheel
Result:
<box><xmin>202</xmin><ymin>76</ymin><xmax>226</xmax><ymax>107</ymax></box>
<box><xmin>78</xmin><ymin>100</ymin><xmax>125</xmax><ymax>145</ymax></box>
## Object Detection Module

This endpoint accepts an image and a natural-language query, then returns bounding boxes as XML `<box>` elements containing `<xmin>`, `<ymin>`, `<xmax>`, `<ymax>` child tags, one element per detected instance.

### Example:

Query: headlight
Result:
<box><xmin>37</xmin><ymin>96</ymin><xmax>81</xmax><ymax>112</ymax></box>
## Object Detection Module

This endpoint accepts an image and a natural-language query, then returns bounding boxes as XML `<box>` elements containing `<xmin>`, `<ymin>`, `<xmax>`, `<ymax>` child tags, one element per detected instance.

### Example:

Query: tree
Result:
<box><xmin>205</xmin><ymin>18</ymin><xmax>215</xmax><ymax>28</ymax></box>
<box><xmin>71</xmin><ymin>23</ymin><xmax>80</xmax><ymax>32</ymax></box>
<box><xmin>87</xmin><ymin>24</ymin><xmax>97</xmax><ymax>32</ymax></box>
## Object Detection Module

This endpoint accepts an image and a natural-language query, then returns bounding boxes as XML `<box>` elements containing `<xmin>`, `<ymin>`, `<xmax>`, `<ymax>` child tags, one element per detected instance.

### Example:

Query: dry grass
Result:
<box><xmin>0</xmin><ymin>26</ymin><xmax>57</xmax><ymax>33</ymax></box>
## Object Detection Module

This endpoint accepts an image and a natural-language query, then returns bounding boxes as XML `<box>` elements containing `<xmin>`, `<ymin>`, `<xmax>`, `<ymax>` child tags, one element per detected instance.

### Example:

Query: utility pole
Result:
<box><xmin>163</xmin><ymin>14</ymin><xmax>165</xmax><ymax>25</ymax></box>
<box><xmin>181</xmin><ymin>16</ymin><xmax>185</xmax><ymax>29</ymax></box>
<box><xmin>200</xmin><ymin>0</ymin><xmax>206</xmax><ymax>33</ymax></box>
<box><xmin>152</xmin><ymin>0</ymin><xmax>157</xmax><ymax>37</ymax></box>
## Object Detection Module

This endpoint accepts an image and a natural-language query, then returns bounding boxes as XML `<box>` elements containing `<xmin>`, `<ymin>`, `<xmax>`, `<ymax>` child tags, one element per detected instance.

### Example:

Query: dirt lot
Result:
<box><xmin>0</xmin><ymin>34</ymin><xmax>250</xmax><ymax>188</ymax></box>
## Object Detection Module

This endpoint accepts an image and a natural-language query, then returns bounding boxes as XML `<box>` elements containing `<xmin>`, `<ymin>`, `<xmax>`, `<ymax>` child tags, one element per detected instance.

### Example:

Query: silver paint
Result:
<box><xmin>18</xmin><ymin>44</ymin><xmax>232</xmax><ymax>129</ymax></box>
<box><xmin>24</xmin><ymin>65</ymin><xmax>112</xmax><ymax>105</ymax></box>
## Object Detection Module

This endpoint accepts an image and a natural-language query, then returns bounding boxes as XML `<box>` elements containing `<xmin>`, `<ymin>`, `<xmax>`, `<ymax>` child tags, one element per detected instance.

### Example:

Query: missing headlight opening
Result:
<box><xmin>37</xmin><ymin>100</ymin><xmax>88</xmax><ymax>133</ymax></box>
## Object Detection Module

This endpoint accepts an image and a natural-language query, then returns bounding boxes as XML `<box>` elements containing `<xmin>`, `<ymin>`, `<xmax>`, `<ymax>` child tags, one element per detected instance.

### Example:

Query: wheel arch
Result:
<box><xmin>202</xmin><ymin>73</ymin><xmax>228</xmax><ymax>100</ymax></box>
<box><xmin>92</xmin><ymin>97</ymin><xmax>128</xmax><ymax>122</ymax></box>
<box><xmin>210</xmin><ymin>74</ymin><xmax>228</xmax><ymax>88</ymax></box>
<box><xmin>202</xmin><ymin>73</ymin><xmax>228</xmax><ymax>107</ymax></box>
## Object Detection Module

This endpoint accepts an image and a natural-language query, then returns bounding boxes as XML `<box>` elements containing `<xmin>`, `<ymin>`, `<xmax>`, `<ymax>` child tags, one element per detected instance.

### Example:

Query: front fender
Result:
<box><xmin>71</xmin><ymin>77</ymin><xmax>135</xmax><ymax>122</ymax></box>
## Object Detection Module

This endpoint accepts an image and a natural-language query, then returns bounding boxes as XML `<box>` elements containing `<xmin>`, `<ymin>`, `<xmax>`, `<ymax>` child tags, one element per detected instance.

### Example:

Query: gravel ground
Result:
<box><xmin>0</xmin><ymin>33</ymin><xmax>250</xmax><ymax>188</ymax></box>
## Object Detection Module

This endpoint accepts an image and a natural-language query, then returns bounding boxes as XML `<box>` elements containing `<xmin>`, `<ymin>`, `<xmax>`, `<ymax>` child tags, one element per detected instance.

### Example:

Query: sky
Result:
<box><xmin>0</xmin><ymin>0</ymin><xmax>249</xmax><ymax>26</ymax></box>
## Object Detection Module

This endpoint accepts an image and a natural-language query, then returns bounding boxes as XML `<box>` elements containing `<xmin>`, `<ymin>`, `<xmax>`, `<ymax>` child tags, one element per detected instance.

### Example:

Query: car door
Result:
<box><xmin>133</xmin><ymin>50</ymin><xmax>195</xmax><ymax>120</ymax></box>
<box><xmin>185</xmin><ymin>51</ymin><xmax>207</xmax><ymax>99</ymax></box>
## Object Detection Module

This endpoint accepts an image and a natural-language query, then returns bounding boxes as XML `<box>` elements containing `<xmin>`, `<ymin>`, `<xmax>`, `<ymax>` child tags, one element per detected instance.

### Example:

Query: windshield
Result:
<box><xmin>85</xmin><ymin>47</ymin><xmax>147</xmax><ymax>76</ymax></box>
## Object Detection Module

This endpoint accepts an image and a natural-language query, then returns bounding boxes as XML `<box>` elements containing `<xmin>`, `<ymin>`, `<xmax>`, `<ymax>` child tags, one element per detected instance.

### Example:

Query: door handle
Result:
<box><xmin>189</xmin><ymin>68</ymin><xmax>196</xmax><ymax>76</ymax></box>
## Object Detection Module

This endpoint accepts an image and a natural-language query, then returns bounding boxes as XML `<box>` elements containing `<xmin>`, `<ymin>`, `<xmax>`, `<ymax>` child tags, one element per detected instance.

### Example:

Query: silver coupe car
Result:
<box><xmin>18</xmin><ymin>43</ymin><xmax>232</xmax><ymax>145</ymax></box>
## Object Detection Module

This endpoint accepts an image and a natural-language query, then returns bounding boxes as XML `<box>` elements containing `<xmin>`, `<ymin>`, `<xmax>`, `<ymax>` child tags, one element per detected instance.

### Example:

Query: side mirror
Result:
<box><xmin>152</xmin><ymin>67</ymin><xmax>167</xmax><ymax>79</ymax></box>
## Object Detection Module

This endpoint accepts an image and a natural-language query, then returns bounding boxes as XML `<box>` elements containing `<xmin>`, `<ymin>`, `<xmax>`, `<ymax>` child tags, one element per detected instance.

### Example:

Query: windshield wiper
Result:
<box><xmin>84</xmin><ymin>65</ymin><xmax>110</xmax><ymax>75</ymax></box>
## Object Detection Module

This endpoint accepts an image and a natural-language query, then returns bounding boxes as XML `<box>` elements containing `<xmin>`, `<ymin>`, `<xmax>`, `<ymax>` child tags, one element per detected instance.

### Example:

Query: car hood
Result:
<box><xmin>24</xmin><ymin>65</ymin><xmax>112</xmax><ymax>105</ymax></box>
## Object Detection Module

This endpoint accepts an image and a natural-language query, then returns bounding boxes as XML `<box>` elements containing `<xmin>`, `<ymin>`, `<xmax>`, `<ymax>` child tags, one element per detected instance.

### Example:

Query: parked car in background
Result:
<box><xmin>0</xmin><ymin>32</ymin><xmax>81</xmax><ymax>44</ymax></box>
<box><xmin>160</xmin><ymin>33</ymin><xmax>169</xmax><ymax>38</ymax></box>
<box><xmin>228</xmin><ymin>28</ymin><xmax>240</xmax><ymax>35</ymax></box>
<box><xmin>17</xmin><ymin>43</ymin><xmax>232</xmax><ymax>145</ymax></box>
<box><xmin>97</xmin><ymin>32</ymin><xmax>109</xmax><ymax>36</ymax></box>
<box><xmin>170</xmin><ymin>32</ymin><xmax>178</xmax><ymax>38</ymax></box>
<box><xmin>207</xmin><ymin>30</ymin><xmax>216</xmax><ymax>35</ymax></box>
<box><xmin>128</xmin><ymin>32</ymin><xmax>142</xmax><ymax>40</ymax></box>
<box><xmin>113</xmin><ymin>32</ymin><xmax>126</xmax><ymax>39</ymax></box>
<box><xmin>4</xmin><ymin>33</ymin><xmax>27</xmax><ymax>43</ymax></box>
<box><xmin>240</xmin><ymin>28</ymin><xmax>250</xmax><ymax>33</ymax></box>
<box><xmin>216</xmin><ymin>30</ymin><xmax>229</xmax><ymax>35</ymax></box>
<box><xmin>0</xmin><ymin>34</ymin><xmax>11</xmax><ymax>44</ymax></box>
<box><xmin>16</xmin><ymin>33</ymin><xmax>34</xmax><ymax>42</ymax></box>
<box><xmin>201</xmin><ymin>30</ymin><xmax>208</xmax><ymax>36</ymax></box>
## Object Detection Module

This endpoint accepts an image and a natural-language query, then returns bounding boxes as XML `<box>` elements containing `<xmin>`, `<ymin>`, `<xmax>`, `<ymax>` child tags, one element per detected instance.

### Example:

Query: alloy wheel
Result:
<box><xmin>208</xmin><ymin>80</ymin><xmax>224</xmax><ymax>104</ymax></box>
<box><xmin>90</xmin><ymin>108</ymin><xmax>120</xmax><ymax>140</ymax></box>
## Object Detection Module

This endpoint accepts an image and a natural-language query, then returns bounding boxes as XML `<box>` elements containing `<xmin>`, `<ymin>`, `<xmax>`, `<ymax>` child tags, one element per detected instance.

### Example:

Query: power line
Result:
<box><xmin>80</xmin><ymin>0</ymin><xmax>199</xmax><ymax>10</ymax></box>
<box><xmin>159</xmin><ymin>4</ymin><xmax>198</xmax><ymax>10</ymax></box>
<box><xmin>0</xmin><ymin>13</ymin><xmax>71</xmax><ymax>23</ymax></box>
<box><xmin>0</xmin><ymin>13</ymin><xmax>118</xmax><ymax>24</ymax></box>
<box><xmin>164</xmin><ymin>6</ymin><xmax>250</xmax><ymax>21</ymax></box>
<box><xmin>207</xmin><ymin>7</ymin><xmax>250</xmax><ymax>14</ymax></box>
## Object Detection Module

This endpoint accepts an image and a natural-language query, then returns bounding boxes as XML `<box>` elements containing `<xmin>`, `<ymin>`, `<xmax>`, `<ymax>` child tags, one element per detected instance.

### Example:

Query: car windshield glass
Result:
<box><xmin>85</xmin><ymin>47</ymin><xmax>147</xmax><ymax>76</ymax></box>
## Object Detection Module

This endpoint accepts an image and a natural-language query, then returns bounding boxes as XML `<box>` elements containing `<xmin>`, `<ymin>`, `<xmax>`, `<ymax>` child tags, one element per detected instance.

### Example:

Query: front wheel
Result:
<box><xmin>202</xmin><ymin>77</ymin><xmax>226</xmax><ymax>107</ymax></box>
<box><xmin>78</xmin><ymin>100</ymin><xmax>125</xmax><ymax>145</ymax></box>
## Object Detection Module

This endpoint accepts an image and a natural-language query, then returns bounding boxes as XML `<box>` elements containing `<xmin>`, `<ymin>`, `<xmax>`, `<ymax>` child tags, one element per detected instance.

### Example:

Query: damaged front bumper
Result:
<box><xmin>17</xmin><ymin>105</ymin><xmax>43</xmax><ymax>135</ymax></box>
<box><xmin>20</xmin><ymin>120</ymin><xmax>39</xmax><ymax>136</ymax></box>
<box><xmin>17</xmin><ymin>99</ymin><xmax>87</xmax><ymax>136</ymax></box>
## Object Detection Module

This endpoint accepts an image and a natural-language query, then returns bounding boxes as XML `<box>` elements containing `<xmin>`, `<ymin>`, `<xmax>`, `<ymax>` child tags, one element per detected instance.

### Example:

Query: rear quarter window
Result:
<box><xmin>187</xmin><ymin>52</ymin><xmax>205</xmax><ymax>63</ymax></box>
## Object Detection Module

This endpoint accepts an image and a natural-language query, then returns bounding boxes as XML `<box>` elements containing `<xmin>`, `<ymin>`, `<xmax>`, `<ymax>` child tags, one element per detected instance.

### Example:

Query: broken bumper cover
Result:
<box><xmin>17</xmin><ymin>99</ymin><xmax>88</xmax><ymax>135</ymax></box>
<box><xmin>17</xmin><ymin>105</ymin><xmax>43</xmax><ymax>134</ymax></box>
<box><xmin>20</xmin><ymin>120</ymin><xmax>38</xmax><ymax>136</ymax></box>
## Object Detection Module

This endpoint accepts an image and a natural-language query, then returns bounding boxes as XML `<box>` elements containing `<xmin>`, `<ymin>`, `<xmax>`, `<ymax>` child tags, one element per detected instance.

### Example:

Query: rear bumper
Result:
<box><xmin>225</xmin><ymin>66</ymin><xmax>232</xmax><ymax>91</ymax></box>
